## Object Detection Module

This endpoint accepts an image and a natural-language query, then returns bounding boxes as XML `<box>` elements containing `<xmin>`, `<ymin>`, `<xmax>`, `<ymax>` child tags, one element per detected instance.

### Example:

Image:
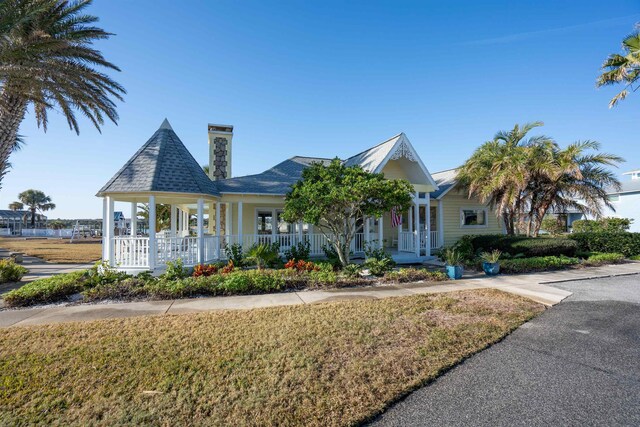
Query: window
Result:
<box><xmin>460</xmin><ymin>208</ymin><xmax>488</xmax><ymax>227</ymax></box>
<box><xmin>256</xmin><ymin>211</ymin><xmax>272</xmax><ymax>235</ymax></box>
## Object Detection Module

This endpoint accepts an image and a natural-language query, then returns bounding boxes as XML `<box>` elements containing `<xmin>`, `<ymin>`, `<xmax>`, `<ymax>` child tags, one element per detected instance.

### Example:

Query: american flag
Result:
<box><xmin>391</xmin><ymin>206</ymin><xmax>403</xmax><ymax>228</ymax></box>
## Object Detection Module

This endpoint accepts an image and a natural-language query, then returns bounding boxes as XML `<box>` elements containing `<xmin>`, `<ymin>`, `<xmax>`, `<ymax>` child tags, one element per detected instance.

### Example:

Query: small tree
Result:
<box><xmin>17</xmin><ymin>189</ymin><xmax>55</xmax><ymax>227</ymax></box>
<box><xmin>283</xmin><ymin>159</ymin><xmax>414</xmax><ymax>267</ymax></box>
<box><xmin>8</xmin><ymin>201</ymin><xmax>23</xmax><ymax>211</ymax></box>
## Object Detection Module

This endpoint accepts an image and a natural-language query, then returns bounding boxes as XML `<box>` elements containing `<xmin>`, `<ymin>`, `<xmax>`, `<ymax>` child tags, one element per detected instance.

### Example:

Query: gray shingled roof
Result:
<box><xmin>343</xmin><ymin>134</ymin><xmax>402</xmax><ymax>172</ymax></box>
<box><xmin>609</xmin><ymin>178</ymin><xmax>640</xmax><ymax>195</ymax></box>
<box><xmin>216</xmin><ymin>156</ymin><xmax>333</xmax><ymax>195</ymax></box>
<box><xmin>430</xmin><ymin>168</ymin><xmax>458</xmax><ymax>199</ymax></box>
<box><xmin>98</xmin><ymin>120</ymin><xmax>219</xmax><ymax>196</ymax></box>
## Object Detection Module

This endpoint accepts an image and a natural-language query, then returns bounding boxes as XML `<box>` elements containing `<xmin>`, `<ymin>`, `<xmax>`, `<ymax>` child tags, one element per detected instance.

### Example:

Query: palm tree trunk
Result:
<box><xmin>0</xmin><ymin>91</ymin><xmax>28</xmax><ymax>187</ymax></box>
<box><xmin>30</xmin><ymin>208</ymin><xmax>36</xmax><ymax>227</ymax></box>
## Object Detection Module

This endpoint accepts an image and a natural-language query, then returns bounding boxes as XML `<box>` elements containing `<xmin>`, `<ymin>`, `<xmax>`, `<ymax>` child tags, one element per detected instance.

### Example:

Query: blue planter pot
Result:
<box><xmin>482</xmin><ymin>261</ymin><xmax>501</xmax><ymax>276</ymax></box>
<box><xmin>446</xmin><ymin>265</ymin><xmax>464</xmax><ymax>280</ymax></box>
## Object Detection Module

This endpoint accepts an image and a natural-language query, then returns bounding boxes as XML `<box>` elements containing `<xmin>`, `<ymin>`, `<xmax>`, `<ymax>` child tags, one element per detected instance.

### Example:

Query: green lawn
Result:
<box><xmin>0</xmin><ymin>290</ymin><xmax>543</xmax><ymax>426</ymax></box>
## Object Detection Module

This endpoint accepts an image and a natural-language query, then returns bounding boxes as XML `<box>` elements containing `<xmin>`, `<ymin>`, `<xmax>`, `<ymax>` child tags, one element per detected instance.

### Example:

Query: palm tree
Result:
<box><xmin>457</xmin><ymin>122</ymin><xmax>550</xmax><ymax>235</ymax></box>
<box><xmin>526</xmin><ymin>141</ymin><xmax>623</xmax><ymax>236</ymax></box>
<box><xmin>8</xmin><ymin>201</ymin><xmax>23</xmax><ymax>211</ymax></box>
<box><xmin>597</xmin><ymin>27</ymin><xmax>640</xmax><ymax>107</ymax></box>
<box><xmin>17</xmin><ymin>189</ymin><xmax>55</xmax><ymax>227</ymax></box>
<box><xmin>0</xmin><ymin>0</ymin><xmax>125</xmax><ymax>186</ymax></box>
<box><xmin>137</xmin><ymin>203</ymin><xmax>172</xmax><ymax>233</ymax></box>
<box><xmin>202</xmin><ymin>164</ymin><xmax>210</xmax><ymax>176</ymax></box>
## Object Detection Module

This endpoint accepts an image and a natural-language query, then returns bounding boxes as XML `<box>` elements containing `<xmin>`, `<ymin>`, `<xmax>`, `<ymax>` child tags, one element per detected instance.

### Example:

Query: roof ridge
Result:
<box><xmin>431</xmin><ymin>166</ymin><xmax>460</xmax><ymax>175</ymax></box>
<box><xmin>165</xmin><ymin>129</ymin><xmax>217</xmax><ymax>194</ymax></box>
<box><xmin>344</xmin><ymin>132</ymin><xmax>403</xmax><ymax>161</ymax></box>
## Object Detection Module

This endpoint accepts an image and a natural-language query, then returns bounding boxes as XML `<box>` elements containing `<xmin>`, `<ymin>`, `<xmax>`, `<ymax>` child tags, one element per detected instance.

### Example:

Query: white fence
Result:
<box><xmin>21</xmin><ymin>228</ymin><xmax>74</xmax><ymax>238</ymax></box>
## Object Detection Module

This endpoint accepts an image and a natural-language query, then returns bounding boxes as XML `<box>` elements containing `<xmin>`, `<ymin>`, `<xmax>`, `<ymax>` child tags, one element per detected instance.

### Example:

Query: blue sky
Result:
<box><xmin>2</xmin><ymin>0</ymin><xmax>640</xmax><ymax>218</ymax></box>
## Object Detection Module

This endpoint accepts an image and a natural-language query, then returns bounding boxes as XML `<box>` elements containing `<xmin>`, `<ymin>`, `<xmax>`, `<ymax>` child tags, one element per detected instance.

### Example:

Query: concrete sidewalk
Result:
<box><xmin>1</xmin><ymin>262</ymin><xmax>639</xmax><ymax>328</ymax></box>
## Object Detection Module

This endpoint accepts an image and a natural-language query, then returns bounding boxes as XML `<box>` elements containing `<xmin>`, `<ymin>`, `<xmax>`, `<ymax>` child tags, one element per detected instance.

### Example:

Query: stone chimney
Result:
<box><xmin>208</xmin><ymin>124</ymin><xmax>234</xmax><ymax>180</ymax></box>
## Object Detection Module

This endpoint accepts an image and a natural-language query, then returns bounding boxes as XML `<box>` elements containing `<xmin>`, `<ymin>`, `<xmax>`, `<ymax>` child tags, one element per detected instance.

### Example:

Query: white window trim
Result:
<box><xmin>460</xmin><ymin>207</ymin><xmax>489</xmax><ymax>229</ymax></box>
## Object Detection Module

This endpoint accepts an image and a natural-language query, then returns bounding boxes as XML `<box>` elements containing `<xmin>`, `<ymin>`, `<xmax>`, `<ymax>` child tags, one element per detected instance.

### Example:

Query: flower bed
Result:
<box><xmin>2</xmin><ymin>261</ymin><xmax>448</xmax><ymax>308</ymax></box>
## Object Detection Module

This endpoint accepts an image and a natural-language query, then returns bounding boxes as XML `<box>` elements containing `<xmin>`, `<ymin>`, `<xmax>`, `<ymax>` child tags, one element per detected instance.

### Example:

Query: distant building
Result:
<box><xmin>0</xmin><ymin>210</ymin><xmax>48</xmax><ymax>235</ymax></box>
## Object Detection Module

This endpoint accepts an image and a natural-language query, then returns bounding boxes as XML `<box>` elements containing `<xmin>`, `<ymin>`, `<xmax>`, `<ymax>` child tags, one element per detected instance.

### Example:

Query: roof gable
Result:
<box><xmin>97</xmin><ymin>120</ymin><xmax>219</xmax><ymax>197</ymax></box>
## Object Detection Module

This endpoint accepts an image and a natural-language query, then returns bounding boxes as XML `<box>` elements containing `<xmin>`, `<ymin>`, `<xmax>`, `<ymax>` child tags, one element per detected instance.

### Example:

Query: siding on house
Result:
<box><xmin>440</xmin><ymin>188</ymin><xmax>504</xmax><ymax>247</ymax></box>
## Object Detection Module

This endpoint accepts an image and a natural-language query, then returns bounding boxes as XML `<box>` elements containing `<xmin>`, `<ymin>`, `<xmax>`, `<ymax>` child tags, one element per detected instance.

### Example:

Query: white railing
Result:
<box><xmin>22</xmin><ymin>228</ymin><xmax>75</xmax><ymax>238</ymax></box>
<box><xmin>430</xmin><ymin>230</ymin><xmax>441</xmax><ymax>249</ymax></box>
<box><xmin>156</xmin><ymin>236</ymin><xmax>200</xmax><ymax>266</ymax></box>
<box><xmin>113</xmin><ymin>236</ymin><xmax>150</xmax><ymax>268</ymax></box>
<box><xmin>398</xmin><ymin>231</ymin><xmax>414</xmax><ymax>252</ymax></box>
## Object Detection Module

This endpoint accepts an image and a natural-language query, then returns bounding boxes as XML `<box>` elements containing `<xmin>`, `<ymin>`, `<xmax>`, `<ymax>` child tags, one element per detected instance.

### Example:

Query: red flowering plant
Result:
<box><xmin>285</xmin><ymin>259</ymin><xmax>320</xmax><ymax>272</ymax></box>
<box><xmin>192</xmin><ymin>264</ymin><xmax>218</xmax><ymax>277</ymax></box>
<box><xmin>220</xmin><ymin>259</ymin><xmax>235</xmax><ymax>274</ymax></box>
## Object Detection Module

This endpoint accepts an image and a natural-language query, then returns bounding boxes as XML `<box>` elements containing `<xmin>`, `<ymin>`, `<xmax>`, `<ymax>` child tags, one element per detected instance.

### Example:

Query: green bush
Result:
<box><xmin>224</xmin><ymin>243</ymin><xmax>245</xmax><ymax>266</ymax></box>
<box><xmin>246</xmin><ymin>243</ymin><xmax>281</xmax><ymax>269</ymax></box>
<box><xmin>570</xmin><ymin>232</ymin><xmax>640</xmax><ymax>257</ymax></box>
<box><xmin>500</xmin><ymin>256</ymin><xmax>580</xmax><ymax>274</ymax></box>
<box><xmin>83</xmin><ymin>277</ymin><xmax>149</xmax><ymax>301</ymax></box>
<box><xmin>452</xmin><ymin>235</ymin><xmax>475</xmax><ymax>261</ymax></box>
<box><xmin>284</xmin><ymin>240</ymin><xmax>311</xmax><ymax>262</ymax></box>
<box><xmin>0</xmin><ymin>259</ymin><xmax>28</xmax><ymax>283</ymax></box>
<box><xmin>364</xmin><ymin>257</ymin><xmax>395</xmax><ymax>277</ymax></box>
<box><xmin>3</xmin><ymin>271</ymin><xmax>88</xmax><ymax>307</ymax></box>
<box><xmin>342</xmin><ymin>263</ymin><xmax>362</xmax><ymax>278</ymax></box>
<box><xmin>582</xmin><ymin>253</ymin><xmax>625</xmax><ymax>266</ymax></box>
<box><xmin>541</xmin><ymin>217</ymin><xmax>566</xmax><ymax>235</ymax></box>
<box><xmin>467</xmin><ymin>235</ymin><xmax>578</xmax><ymax>258</ymax></box>
<box><xmin>572</xmin><ymin>217</ymin><xmax>632</xmax><ymax>233</ymax></box>
<box><xmin>383</xmin><ymin>268</ymin><xmax>448</xmax><ymax>283</ymax></box>
<box><xmin>161</xmin><ymin>259</ymin><xmax>190</xmax><ymax>281</ymax></box>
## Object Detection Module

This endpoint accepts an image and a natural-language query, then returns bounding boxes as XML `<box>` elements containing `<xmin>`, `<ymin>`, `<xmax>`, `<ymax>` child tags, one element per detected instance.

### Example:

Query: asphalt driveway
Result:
<box><xmin>371</xmin><ymin>274</ymin><xmax>640</xmax><ymax>426</ymax></box>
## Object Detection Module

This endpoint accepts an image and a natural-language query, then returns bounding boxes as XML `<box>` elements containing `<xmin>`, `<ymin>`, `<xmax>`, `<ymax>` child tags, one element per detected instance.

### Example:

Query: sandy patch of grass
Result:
<box><xmin>0</xmin><ymin>238</ymin><xmax>100</xmax><ymax>263</ymax></box>
<box><xmin>0</xmin><ymin>289</ymin><xmax>543</xmax><ymax>426</ymax></box>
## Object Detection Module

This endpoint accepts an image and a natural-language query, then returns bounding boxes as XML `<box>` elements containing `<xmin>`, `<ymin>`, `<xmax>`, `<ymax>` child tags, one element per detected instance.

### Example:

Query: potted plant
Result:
<box><xmin>442</xmin><ymin>247</ymin><xmax>464</xmax><ymax>280</ymax></box>
<box><xmin>480</xmin><ymin>249</ymin><xmax>501</xmax><ymax>276</ymax></box>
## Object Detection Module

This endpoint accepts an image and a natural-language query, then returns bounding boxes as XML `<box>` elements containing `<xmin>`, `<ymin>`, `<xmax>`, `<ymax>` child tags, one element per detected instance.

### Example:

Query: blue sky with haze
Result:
<box><xmin>2</xmin><ymin>0</ymin><xmax>640</xmax><ymax>218</ymax></box>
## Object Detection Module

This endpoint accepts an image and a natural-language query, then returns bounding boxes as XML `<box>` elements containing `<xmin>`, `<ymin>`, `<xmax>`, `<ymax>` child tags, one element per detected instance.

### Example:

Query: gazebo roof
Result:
<box><xmin>97</xmin><ymin>119</ymin><xmax>219</xmax><ymax>197</ymax></box>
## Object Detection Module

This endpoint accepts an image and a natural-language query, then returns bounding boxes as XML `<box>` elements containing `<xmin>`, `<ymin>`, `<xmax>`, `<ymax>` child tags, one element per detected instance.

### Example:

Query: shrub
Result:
<box><xmin>570</xmin><ymin>232</ymin><xmax>640</xmax><ymax>257</ymax></box>
<box><xmin>284</xmin><ymin>259</ymin><xmax>321</xmax><ymax>272</ymax></box>
<box><xmin>0</xmin><ymin>259</ymin><xmax>28</xmax><ymax>283</ymax></box>
<box><xmin>480</xmin><ymin>250</ymin><xmax>501</xmax><ymax>263</ymax></box>
<box><xmin>342</xmin><ymin>263</ymin><xmax>362</xmax><ymax>278</ymax></box>
<box><xmin>224</xmin><ymin>243</ymin><xmax>245</xmax><ymax>266</ymax></box>
<box><xmin>467</xmin><ymin>235</ymin><xmax>578</xmax><ymax>257</ymax></box>
<box><xmin>364</xmin><ymin>257</ymin><xmax>395</xmax><ymax>276</ymax></box>
<box><xmin>582</xmin><ymin>253</ymin><xmax>625</xmax><ymax>266</ymax></box>
<box><xmin>246</xmin><ymin>242</ymin><xmax>281</xmax><ymax>269</ymax></box>
<box><xmin>500</xmin><ymin>256</ymin><xmax>580</xmax><ymax>274</ymax></box>
<box><xmin>3</xmin><ymin>271</ymin><xmax>88</xmax><ymax>307</ymax></box>
<box><xmin>572</xmin><ymin>217</ymin><xmax>632</xmax><ymax>233</ymax></box>
<box><xmin>83</xmin><ymin>277</ymin><xmax>149</xmax><ymax>301</ymax></box>
<box><xmin>220</xmin><ymin>272</ymin><xmax>253</xmax><ymax>294</ymax></box>
<box><xmin>452</xmin><ymin>235</ymin><xmax>475</xmax><ymax>261</ymax></box>
<box><xmin>242</xmin><ymin>270</ymin><xmax>286</xmax><ymax>292</ymax></box>
<box><xmin>383</xmin><ymin>268</ymin><xmax>448</xmax><ymax>283</ymax></box>
<box><xmin>441</xmin><ymin>247</ymin><xmax>463</xmax><ymax>266</ymax></box>
<box><xmin>322</xmin><ymin>244</ymin><xmax>343</xmax><ymax>269</ymax></box>
<box><xmin>162</xmin><ymin>259</ymin><xmax>190</xmax><ymax>280</ymax></box>
<box><xmin>284</xmin><ymin>240</ymin><xmax>311</xmax><ymax>262</ymax></box>
<box><xmin>541</xmin><ymin>217</ymin><xmax>566</xmax><ymax>235</ymax></box>
<box><xmin>220</xmin><ymin>260</ymin><xmax>236</xmax><ymax>274</ymax></box>
<box><xmin>193</xmin><ymin>264</ymin><xmax>218</xmax><ymax>277</ymax></box>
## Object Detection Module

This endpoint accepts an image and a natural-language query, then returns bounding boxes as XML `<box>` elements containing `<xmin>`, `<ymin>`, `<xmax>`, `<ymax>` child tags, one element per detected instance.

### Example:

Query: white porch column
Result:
<box><xmin>378</xmin><ymin>216</ymin><xmax>384</xmax><ymax>249</ymax></box>
<box><xmin>178</xmin><ymin>208</ymin><xmax>183</xmax><ymax>236</ymax></box>
<box><xmin>130</xmin><ymin>202</ymin><xmax>137</xmax><ymax>237</ymax></box>
<box><xmin>148</xmin><ymin>196</ymin><xmax>156</xmax><ymax>270</ymax></box>
<box><xmin>170</xmin><ymin>205</ymin><xmax>177</xmax><ymax>237</ymax></box>
<box><xmin>208</xmin><ymin>202</ymin><xmax>215</xmax><ymax>234</ymax></box>
<box><xmin>397</xmin><ymin>213</ymin><xmax>402</xmax><ymax>249</ymax></box>
<box><xmin>414</xmin><ymin>193</ymin><xmax>420</xmax><ymax>258</ymax></box>
<box><xmin>215</xmin><ymin>202</ymin><xmax>221</xmax><ymax>259</ymax></box>
<box><xmin>225</xmin><ymin>203</ymin><xmax>232</xmax><ymax>237</ymax></box>
<box><xmin>102</xmin><ymin>198</ymin><xmax>108</xmax><ymax>261</ymax></box>
<box><xmin>237</xmin><ymin>201</ymin><xmax>243</xmax><ymax>247</ymax></box>
<box><xmin>438</xmin><ymin>200</ymin><xmax>444</xmax><ymax>248</ymax></box>
<box><xmin>408</xmin><ymin>206</ymin><xmax>413</xmax><ymax>233</ymax></box>
<box><xmin>364</xmin><ymin>217</ymin><xmax>370</xmax><ymax>246</ymax></box>
<box><xmin>425</xmin><ymin>196</ymin><xmax>431</xmax><ymax>257</ymax></box>
<box><xmin>106</xmin><ymin>196</ymin><xmax>115</xmax><ymax>266</ymax></box>
<box><xmin>298</xmin><ymin>221</ymin><xmax>303</xmax><ymax>245</ymax></box>
<box><xmin>197</xmin><ymin>198</ymin><xmax>204</xmax><ymax>264</ymax></box>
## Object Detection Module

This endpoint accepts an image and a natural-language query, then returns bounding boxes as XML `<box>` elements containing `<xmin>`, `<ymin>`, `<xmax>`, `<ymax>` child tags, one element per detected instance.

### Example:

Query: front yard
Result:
<box><xmin>0</xmin><ymin>237</ymin><xmax>101</xmax><ymax>263</ymax></box>
<box><xmin>0</xmin><ymin>289</ymin><xmax>543</xmax><ymax>426</ymax></box>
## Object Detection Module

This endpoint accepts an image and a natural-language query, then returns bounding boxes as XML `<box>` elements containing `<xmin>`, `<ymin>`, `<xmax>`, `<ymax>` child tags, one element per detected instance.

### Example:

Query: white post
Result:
<box><xmin>208</xmin><ymin>202</ymin><xmax>215</xmax><ymax>234</ymax></box>
<box><xmin>102</xmin><ymin>198</ymin><xmax>108</xmax><ymax>261</ymax></box>
<box><xmin>438</xmin><ymin>200</ymin><xmax>444</xmax><ymax>248</ymax></box>
<box><xmin>197</xmin><ymin>198</ymin><xmax>204</xmax><ymax>264</ymax></box>
<box><xmin>170</xmin><ymin>205</ymin><xmax>177</xmax><ymax>237</ymax></box>
<box><xmin>378</xmin><ymin>216</ymin><xmax>384</xmax><ymax>249</ymax></box>
<box><xmin>397</xmin><ymin>213</ymin><xmax>401</xmax><ymax>249</ymax></box>
<box><xmin>106</xmin><ymin>196</ymin><xmax>115</xmax><ymax>266</ymax></box>
<box><xmin>225</xmin><ymin>203</ymin><xmax>232</xmax><ymax>237</ymax></box>
<box><xmin>409</xmin><ymin>206</ymin><xmax>413</xmax><ymax>233</ymax></box>
<box><xmin>215</xmin><ymin>201</ymin><xmax>221</xmax><ymax>259</ymax></box>
<box><xmin>414</xmin><ymin>194</ymin><xmax>420</xmax><ymax>258</ymax></box>
<box><xmin>130</xmin><ymin>202</ymin><xmax>137</xmax><ymax>237</ymax></box>
<box><xmin>298</xmin><ymin>221</ymin><xmax>303</xmax><ymax>245</ymax></box>
<box><xmin>148</xmin><ymin>196</ymin><xmax>156</xmax><ymax>270</ymax></box>
<box><xmin>178</xmin><ymin>208</ymin><xmax>183</xmax><ymax>237</ymax></box>
<box><xmin>237</xmin><ymin>201</ymin><xmax>243</xmax><ymax>247</ymax></box>
<box><xmin>425</xmin><ymin>196</ymin><xmax>431</xmax><ymax>257</ymax></box>
<box><xmin>364</xmin><ymin>217</ymin><xmax>370</xmax><ymax>247</ymax></box>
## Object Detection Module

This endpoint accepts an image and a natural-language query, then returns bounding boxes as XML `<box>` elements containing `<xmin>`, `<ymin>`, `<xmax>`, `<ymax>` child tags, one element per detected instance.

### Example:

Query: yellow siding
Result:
<box><xmin>440</xmin><ymin>189</ymin><xmax>504</xmax><ymax>247</ymax></box>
